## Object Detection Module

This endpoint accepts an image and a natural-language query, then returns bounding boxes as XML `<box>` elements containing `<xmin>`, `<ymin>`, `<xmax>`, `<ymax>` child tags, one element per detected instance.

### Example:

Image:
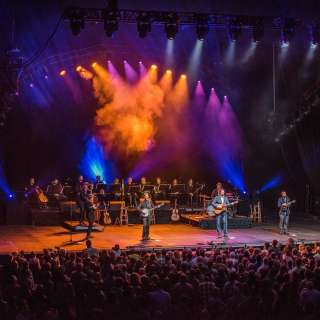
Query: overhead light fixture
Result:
<box><xmin>281</xmin><ymin>18</ymin><xmax>297</xmax><ymax>45</ymax></box>
<box><xmin>68</xmin><ymin>8</ymin><xmax>85</xmax><ymax>36</ymax></box>
<box><xmin>228</xmin><ymin>17</ymin><xmax>243</xmax><ymax>41</ymax></box>
<box><xmin>137</xmin><ymin>12</ymin><xmax>151</xmax><ymax>38</ymax></box>
<box><xmin>195</xmin><ymin>14</ymin><xmax>209</xmax><ymax>40</ymax></box>
<box><xmin>164</xmin><ymin>13</ymin><xmax>179</xmax><ymax>40</ymax></box>
<box><xmin>103</xmin><ymin>9</ymin><xmax>119</xmax><ymax>37</ymax></box>
<box><xmin>311</xmin><ymin>23</ymin><xmax>320</xmax><ymax>46</ymax></box>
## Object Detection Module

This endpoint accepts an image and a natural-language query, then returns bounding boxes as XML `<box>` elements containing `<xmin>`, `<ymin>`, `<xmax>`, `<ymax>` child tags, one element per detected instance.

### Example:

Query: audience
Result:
<box><xmin>0</xmin><ymin>239</ymin><xmax>319</xmax><ymax>320</ymax></box>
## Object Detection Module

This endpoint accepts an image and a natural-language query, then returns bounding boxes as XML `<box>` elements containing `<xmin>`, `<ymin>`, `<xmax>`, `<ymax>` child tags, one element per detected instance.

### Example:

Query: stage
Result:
<box><xmin>0</xmin><ymin>221</ymin><xmax>319</xmax><ymax>254</ymax></box>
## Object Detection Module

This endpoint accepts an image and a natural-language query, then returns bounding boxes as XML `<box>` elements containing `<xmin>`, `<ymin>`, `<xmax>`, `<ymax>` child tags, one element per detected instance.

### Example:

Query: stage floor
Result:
<box><xmin>0</xmin><ymin>221</ymin><xmax>320</xmax><ymax>254</ymax></box>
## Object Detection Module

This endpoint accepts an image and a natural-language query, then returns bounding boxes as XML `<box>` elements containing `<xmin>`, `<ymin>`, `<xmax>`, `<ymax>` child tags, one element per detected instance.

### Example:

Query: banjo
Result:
<box><xmin>139</xmin><ymin>204</ymin><xmax>164</xmax><ymax>218</ymax></box>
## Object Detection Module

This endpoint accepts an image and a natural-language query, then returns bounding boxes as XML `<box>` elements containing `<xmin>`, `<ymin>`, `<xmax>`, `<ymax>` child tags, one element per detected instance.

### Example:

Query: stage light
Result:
<box><xmin>44</xmin><ymin>75</ymin><xmax>48</xmax><ymax>80</ymax></box>
<box><xmin>228</xmin><ymin>18</ymin><xmax>243</xmax><ymax>41</ymax></box>
<box><xmin>252</xmin><ymin>25</ymin><xmax>264</xmax><ymax>43</ymax></box>
<box><xmin>91</xmin><ymin>62</ymin><xmax>97</xmax><ymax>67</ymax></box>
<box><xmin>103</xmin><ymin>9</ymin><xmax>118</xmax><ymax>37</ymax></box>
<box><xmin>68</xmin><ymin>8</ymin><xmax>85</xmax><ymax>36</ymax></box>
<box><xmin>166</xmin><ymin>69</ymin><xmax>172</xmax><ymax>74</ymax></box>
<box><xmin>311</xmin><ymin>24</ymin><xmax>320</xmax><ymax>46</ymax></box>
<box><xmin>281</xmin><ymin>18</ymin><xmax>297</xmax><ymax>44</ymax></box>
<box><xmin>281</xmin><ymin>41</ymin><xmax>289</xmax><ymax>48</ymax></box>
<box><xmin>164</xmin><ymin>13</ymin><xmax>179</xmax><ymax>40</ymax></box>
<box><xmin>137</xmin><ymin>12</ymin><xmax>151</xmax><ymax>38</ymax></box>
<box><xmin>181</xmin><ymin>74</ymin><xmax>187</xmax><ymax>79</ymax></box>
<box><xmin>76</xmin><ymin>65</ymin><xmax>82</xmax><ymax>72</ymax></box>
<box><xmin>29</xmin><ymin>83</ymin><xmax>34</xmax><ymax>88</ymax></box>
<box><xmin>151</xmin><ymin>64</ymin><xmax>157</xmax><ymax>69</ymax></box>
<box><xmin>195</xmin><ymin>14</ymin><xmax>209</xmax><ymax>40</ymax></box>
<box><xmin>139</xmin><ymin>61</ymin><xmax>142</xmax><ymax>64</ymax></box>
<box><xmin>8</xmin><ymin>193</ymin><xmax>13</xmax><ymax>199</ymax></box>
<box><xmin>59</xmin><ymin>70</ymin><xmax>66</xmax><ymax>76</ymax></box>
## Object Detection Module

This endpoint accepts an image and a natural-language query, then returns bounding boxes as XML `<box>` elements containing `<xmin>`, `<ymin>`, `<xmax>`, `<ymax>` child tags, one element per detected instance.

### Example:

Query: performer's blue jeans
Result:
<box><xmin>279</xmin><ymin>211</ymin><xmax>289</xmax><ymax>233</ymax></box>
<box><xmin>142</xmin><ymin>216</ymin><xmax>151</xmax><ymax>239</ymax></box>
<box><xmin>216</xmin><ymin>212</ymin><xmax>228</xmax><ymax>235</ymax></box>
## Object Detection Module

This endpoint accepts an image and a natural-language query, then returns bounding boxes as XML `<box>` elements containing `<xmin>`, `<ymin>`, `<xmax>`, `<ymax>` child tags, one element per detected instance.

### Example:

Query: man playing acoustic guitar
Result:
<box><xmin>212</xmin><ymin>189</ymin><xmax>230</xmax><ymax>239</ymax></box>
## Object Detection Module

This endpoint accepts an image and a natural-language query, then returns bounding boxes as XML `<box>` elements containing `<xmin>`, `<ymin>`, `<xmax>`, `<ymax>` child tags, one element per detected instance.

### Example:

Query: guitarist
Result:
<box><xmin>137</xmin><ymin>191</ymin><xmax>154</xmax><ymax>241</ymax></box>
<box><xmin>212</xmin><ymin>189</ymin><xmax>230</xmax><ymax>239</ymax></box>
<box><xmin>278</xmin><ymin>190</ymin><xmax>292</xmax><ymax>235</ymax></box>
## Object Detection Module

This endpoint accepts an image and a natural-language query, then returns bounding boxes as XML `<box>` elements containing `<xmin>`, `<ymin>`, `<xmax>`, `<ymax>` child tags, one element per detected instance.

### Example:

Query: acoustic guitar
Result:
<box><xmin>207</xmin><ymin>201</ymin><xmax>238</xmax><ymax>216</ymax></box>
<box><xmin>279</xmin><ymin>200</ymin><xmax>296</xmax><ymax>214</ymax></box>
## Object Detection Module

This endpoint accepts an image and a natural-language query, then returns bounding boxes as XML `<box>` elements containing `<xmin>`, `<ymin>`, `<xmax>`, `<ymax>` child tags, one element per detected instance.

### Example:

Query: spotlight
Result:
<box><xmin>311</xmin><ymin>24</ymin><xmax>320</xmax><ymax>46</ymax></box>
<box><xmin>151</xmin><ymin>64</ymin><xmax>157</xmax><ymax>69</ymax></box>
<box><xmin>59</xmin><ymin>70</ymin><xmax>66</xmax><ymax>76</ymax></box>
<box><xmin>195</xmin><ymin>14</ymin><xmax>209</xmax><ymax>40</ymax></box>
<box><xmin>29</xmin><ymin>83</ymin><xmax>34</xmax><ymax>88</ymax></box>
<box><xmin>91</xmin><ymin>62</ymin><xmax>97</xmax><ymax>67</ymax></box>
<box><xmin>228</xmin><ymin>17</ymin><xmax>243</xmax><ymax>41</ymax></box>
<box><xmin>164</xmin><ymin>13</ymin><xmax>179</xmax><ymax>40</ymax></box>
<box><xmin>252</xmin><ymin>25</ymin><xmax>264</xmax><ymax>43</ymax></box>
<box><xmin>76</xmin><ymin>65</ymin><xmax>82</xmax><ymax>72</ymax></box>
<box><xmin>8</xmin><ymin>194</ymin><xmax>13</xmax><ymax>199</ymax></box>
<box><xmin>281</xmin><ymin>18</ymin><xmax>297</xmax><ymax>44</ymax></box>
<box><xmin>166</xmin><ymin>69</ymin><xmax>172</xmax><ymax>74</ymax></box>
<box><xmin>281</xmin><ymin>41</ymin><xmax>289</xmax><ymax>48</ymax></box>
<box><xmin>67</xmin><ymin>8</ymin><xmax>85</xmax><ymax>36</ymax></box>
<box><xmin>137</xmin><ymin>12</ymin><xmax>151</xmax><ymax>38</ymax></box>
<box><xmin>181</xmin><ymin>74</ymin><xmax>187</xmax><ymax>79</ymax></box>
<box><xmin>44</xmin><ymin>75</ymin><xmax>48</xmax><ymax>80</ymax></box>
<box><xmin>103</xmin><ymin>9</ymin><xmax>118</xmax><ymax>37</ymax></box>
<box><xmin>139</xmin><ymin>61</ymin><xmax>142</xmax><ymax>64</ymax></box>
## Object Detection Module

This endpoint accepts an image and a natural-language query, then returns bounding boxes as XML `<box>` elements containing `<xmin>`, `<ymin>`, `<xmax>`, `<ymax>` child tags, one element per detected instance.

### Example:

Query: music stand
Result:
<box><xmin>142</xmin><ymin>185</ymin><xmax>154</xmax><ymax>192</ymax></box>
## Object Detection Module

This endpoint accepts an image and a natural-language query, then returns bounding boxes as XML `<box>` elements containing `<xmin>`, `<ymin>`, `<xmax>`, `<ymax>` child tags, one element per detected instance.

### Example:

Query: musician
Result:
<box><xmin>125</xmin><ymin>177</ymin><xmax>137</xmax><ymax>207</ymax></box>
<box><xmin>278</xmin><ymin>191</ymin><xmax>291</xmax><ymax>235</ymax></box>
<box><xmin>46</xmin><ymin>179</ymin><xmax>65</xmax><ymax>203</ymax></box>
<box><xmin>139</xmin><ymin>177</ymin><xmax>147</xmax><ymax>191</ymax></box>
<box><xmin>24</xmin><ymin>178</ymin><xmax>46</xmax><ymax>207</ymax></box>
<box><xmin>153</xmin><ymin>177</ymin><xmax>163</xmax><ymax>200</ymax></box>
<box><xmin>137</xmin><ymin>191</ymin><xmax>154</xmax><ymax>241</ymax></box>
<box><xmin>211</xmin><ymin>182</ymin><xmax>223</xmax><ymax>198</ymax></box>
<box><xmin>24</xmin><ymin>177</ymin><xmax>37</xmax><ymax>194</ymax></box>
<box><xmin>74</xmin><ymin>176</ymin><xmax>85</xmax><ymax>224</ymax></box>
<box><xmin>169</xmin><ymin>178</ymin><xmax>180</xmax><ymax>206</ymax></box>
<box><xmin>212</xmin><ymin>189</ymin><xmax>230</xmax><ymax>238</ymax></box>
<box><xmin>84</xmin><ymin>188</ymin><xmax>95</xmax><ymax>239</ymax></box>
<box><xmin>127</xmin><ymin>177</ymin><xmax>134</xmax><ymax>186</ymax></box>
<box><xmin>112</xmin><ymin>178</ymin><xmax>122</xmax><ymax>200</ymax></box>
<box><xmin>94</xmin><ymin>175</ymin><xmax>104</xmax><ymax>193</ymax></box>
<box><xmin>186</xmin><ymin>178</ymin><xmax>195</xmax><ymax>207</ymax></box>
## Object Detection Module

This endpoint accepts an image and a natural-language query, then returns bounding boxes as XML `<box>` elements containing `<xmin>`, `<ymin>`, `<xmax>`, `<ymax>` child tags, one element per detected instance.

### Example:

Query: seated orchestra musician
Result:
<box><xmin>211</xmin><ymin>181</ymin><xmax>223</xmax><ymax>197</ymax></box>
<box><xmin>111</xmin><ymin>177</ymin><xmax>122</xmax><ymax>200</ymax></box>
<box><xmin>94</xmin><ymin>175</ymin><xmax>104</xmax><ymax>193</ymax></box>
<box><xmin>186</xmin><ymin>178</ymin><xmax>195</xmax><ymax>206</ymax></box>
<box><xmin>46</xmin><ymin>178</ymin><xmax>64</xmax><ymax>200</ymax></box>
<box><xmin>153</xmin><ymin>177</ymin><xmax>163</xmax><ymax>200</ymax></box>
<box><xmin>139</xmin><ymin>176</ymin><xmax>147</xmax><ymax>191</ymax></box>
<box><xmin>24</xmin><ymin>177</ymin><xmax>37</xmax><ymax>197</ymax></box>
<box><xmin>125</xmin><ymin>177</ymin><xmax>138</xmax><ymax>207</ymax></box>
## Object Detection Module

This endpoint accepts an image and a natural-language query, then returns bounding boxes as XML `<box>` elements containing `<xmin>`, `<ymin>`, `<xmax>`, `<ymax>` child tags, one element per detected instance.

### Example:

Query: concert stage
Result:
<box><xmin>0</xmin><ymin>221</ymin><xmax>319</xmax><ymax>254</ymax></box>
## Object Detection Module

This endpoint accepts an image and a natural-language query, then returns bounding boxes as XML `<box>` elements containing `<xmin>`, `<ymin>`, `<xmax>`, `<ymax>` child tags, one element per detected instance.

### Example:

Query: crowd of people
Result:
<box><xmin>1</xmin><ymin>238</ymin><xmax>320</xmax><ymax>320</ymax></box>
